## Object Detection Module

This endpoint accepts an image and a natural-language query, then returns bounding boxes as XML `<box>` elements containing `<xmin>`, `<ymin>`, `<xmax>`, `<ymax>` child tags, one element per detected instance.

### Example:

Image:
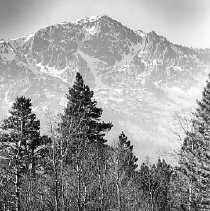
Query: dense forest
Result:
<box><xmin>0</xmin><ymin>72</ymin><xmax>210</xmax><ymax>211</ymax></box>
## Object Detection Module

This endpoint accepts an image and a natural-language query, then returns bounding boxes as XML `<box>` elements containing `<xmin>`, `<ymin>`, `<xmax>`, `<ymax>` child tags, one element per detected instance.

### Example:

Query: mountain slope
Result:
<box><xmin>0</xmin><ymin>15</ymin><xmax>209</xmax><ymax>161</ymax></box>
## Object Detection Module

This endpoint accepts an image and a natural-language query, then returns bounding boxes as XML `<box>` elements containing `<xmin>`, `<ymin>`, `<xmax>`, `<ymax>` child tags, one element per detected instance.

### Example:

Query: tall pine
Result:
<box><xmin>138</xmin><ymin>159</ymin><xmax>172</xmax><ymax>211</ymax></box>
<box><xmin>180</xmin><ymin>75</ymin><xmax>210</xmax><ymax>210</ymax></box>
<box><xmin>59</xmin><ymin>72</ymin><xmax>112</xmax><ymax>210</ymax></box>
<box><xmin>109</xmin><ymin>132</ymin><xmax>138</xmax><ymax>211</ymax></box>
<box><xmin>0</xmin><ymin>96</ymin><xmax>43</xmax><ymax>211</ymax></box>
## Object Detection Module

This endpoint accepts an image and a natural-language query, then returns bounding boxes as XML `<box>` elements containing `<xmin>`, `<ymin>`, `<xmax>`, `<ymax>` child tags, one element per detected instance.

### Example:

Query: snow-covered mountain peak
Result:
<box><xmin>56</xmin><ymin>15</ymin><xmax>111</xmax><ymax>28</ymax></box>
<box><xmin>74</xmin><ymin>14</ymin><xmax>108</xmax><ymax>24</ymax></box>
<box><xmin>0</xmin><ymin>15</ymin><xmax>210</xmax><ymax>160</ymax></box>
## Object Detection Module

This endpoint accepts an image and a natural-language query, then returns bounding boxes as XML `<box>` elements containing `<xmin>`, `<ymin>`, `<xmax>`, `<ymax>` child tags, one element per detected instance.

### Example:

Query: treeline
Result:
<box><xmin>0</xmin><ymin>72</ymin><xmax>210</xmax><ymax>211</ymax></box>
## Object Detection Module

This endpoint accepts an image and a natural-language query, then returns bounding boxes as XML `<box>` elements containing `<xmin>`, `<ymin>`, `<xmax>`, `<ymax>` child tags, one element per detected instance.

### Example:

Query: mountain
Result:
<box><xmin>0</xmin><ymin>15</ymin><xmax>210</xmax><ymax>162</ymax></box>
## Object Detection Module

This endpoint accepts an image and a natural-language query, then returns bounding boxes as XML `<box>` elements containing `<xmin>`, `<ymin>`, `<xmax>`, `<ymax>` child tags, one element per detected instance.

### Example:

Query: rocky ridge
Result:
<box><xmin>0</xmin><ymin>15</ymin><xmax>209</xmax><ymax>161</ymax></box>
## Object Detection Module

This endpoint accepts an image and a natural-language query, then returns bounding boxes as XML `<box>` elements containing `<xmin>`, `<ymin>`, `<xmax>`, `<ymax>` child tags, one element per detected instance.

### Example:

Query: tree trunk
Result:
<box><xmin>55</xmin><ymin>176</ymin><xmax>59</xmax><ymax>211</ymax></box>
<box><xmin>77</xmin><ymin>163</ymin><xmax>82</xmax><ymax>211</ymax></box>
<box><xmin>96</xmin><ymin>143</ymin><xmax>104</xmax><ymax>211</ymax></box>
<box><xmin>53</xmin><ymin>137</ymin><xmax>59</xmax><ymax>211</ymax></box>
<box><xmin>15</xmin><ymin>165</ymin><xmax>20</xmax><ymax>211</ymax></box>
<box><xmin>28</xmin><ymin>171</ymin><xmax>32</xmax><ymax>210</ymax></box>
<box><xmin>40</xmin><ymin>194</ymin><xmax>44</xmax><ymax>211</ymax></box>
<box><xmin>116</xmin><ymin>180</ymin><xmax>121</xmax><ymax>211</ymax></box>
<box><xmin>60</xmin><ymin>161</ymin><xmax>66</xmax><ymax>211</ymax></box>
<box><xmin>83</xmin><ymin>184</ymin><xmax>87</xmax><ymax>211</ymax></box>
<box><xmin>189</xmin><ymin>184</ymin><xmax>192</xmax><ymax>211</ymax></box>
<box><xmin>116</xmin><ymin>148</ymin><xmax>121</xmax><ymax>211</ymax></box>
<box><xmin>150</xmin><ymin>191</ymin><xmax>154</xmax><ymax>211</ymax></box>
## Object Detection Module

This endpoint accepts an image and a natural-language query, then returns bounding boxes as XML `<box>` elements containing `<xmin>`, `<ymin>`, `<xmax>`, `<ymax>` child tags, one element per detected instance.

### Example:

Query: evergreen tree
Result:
<box><xmin>169</xmin><ymin>168</ymin><xmax>190</xmax><ymax>211</ymax></box>
<box><xmin>109</xmin><ymin>132</ymin><xmax>138</xmax><ymax>211</ymax></box>
<box><xmin>138</xmin><ymin>159</ymin><xmax>172</xmax><ymax>211</ymax></box>
<box><xmin>118</xmin><ymin>132</ymin><xmax>138</xmax><ymax>179</ymax></box>
<box><xmin>155</xmin><ymin>159</ymin><xmax>172</xmax><ymax>211</ymax></box>
<box><xmin>180</xmin><ymin>75</ymin><xmax>210</xmax><ymax>210</ymax></box>
<box><xmin>0</xmin><ymin>96</ymin><xmax>44</xmax><ymax>211</ymax></box>
<box><xmin>60</xmin><ymin>72</ymin><xmax>112</xmax><ymax>145</ymax></box>
<box><xmin>59</xmin><ymin>72</ymin><xmax>112</xmax><ymax>210</ymax></box>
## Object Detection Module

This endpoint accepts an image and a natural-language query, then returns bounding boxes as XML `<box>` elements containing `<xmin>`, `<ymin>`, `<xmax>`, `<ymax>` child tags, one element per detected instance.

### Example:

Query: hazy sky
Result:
<box><xmin>0</xmin><ymin>0</ymin><xmax>209</xmax><ymax>48</ymax></box>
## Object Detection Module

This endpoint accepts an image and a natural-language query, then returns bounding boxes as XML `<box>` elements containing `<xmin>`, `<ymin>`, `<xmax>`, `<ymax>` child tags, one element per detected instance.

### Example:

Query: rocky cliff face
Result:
<box><xmin>0</xmin><ymin>15</ymin><xmax>209</xmax><ymax>161</ymax></box>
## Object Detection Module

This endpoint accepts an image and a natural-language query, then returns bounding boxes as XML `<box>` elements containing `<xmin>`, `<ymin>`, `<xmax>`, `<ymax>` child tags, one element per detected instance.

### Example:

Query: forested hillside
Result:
<box><xmin>1</xmin><ymin>72</ymin><xmax>210</xmax><ymax>211</ymax></box>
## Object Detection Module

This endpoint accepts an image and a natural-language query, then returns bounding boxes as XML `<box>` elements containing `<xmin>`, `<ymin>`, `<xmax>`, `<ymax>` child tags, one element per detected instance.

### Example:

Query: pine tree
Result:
<box><xmin>59</xmin><ymin>72</ymin><xmax>112</xmax><ymax>210</ymax></box>
<box><xmin>110</xmin><ymin>132</ymin><xmax>138</xmax><ymax>211</ymax></box>
<box><xmin>117</xmin><ymin>132</ymin><xmax>138</xmax><ymax>179</ymax></box>
<box><xmin>0</xmin><ymin>96</ymin><xmax>44</xmax><ymax>211</ymax></box>
<box><xmin>180</xmin><ymin>75</ymin><xmax>210</xmax><ymax>210</ymax></box>
<box><xmin>155</xmin><ymin>159</ymin><xmax>172</xmax><ymax>211</ymax></box>
<box><xmin>169</xmin><ymin>167</ymin><xmax>190</xmax><ymax>211</ymax></box>
<box><xmin>138</xmin><ymin>159</ymin><xmax>172</xmax><ymax>211</ymax></box>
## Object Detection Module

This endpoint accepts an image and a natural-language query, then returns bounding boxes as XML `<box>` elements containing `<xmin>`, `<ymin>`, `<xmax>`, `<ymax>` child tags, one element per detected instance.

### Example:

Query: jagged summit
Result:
<box><xmin>1</xmin><ymin>15</ymin><xmax>209</xmax><ymax>72</ymax></box>
<box><xmin>57</xmin><ymin>15</ymin><xmax>106</xmax><ymax>26</ymax></box>
<box><xmin>5</xmin><ymin>15</ymin><xmax>210</xmax><ymax>54</ymax></box>
<box><xmin>135</xmin><ymin>30</ymin><xmax>146</xmax><ymax>37</ymax></box>
<box><xmin>73</xmin><ymin>14</ymin><xmax>109</xmax><ymax>24</ymax></box>
<box><xmin>1</xmin><ymin>15</ymin><xmax>208</xmax><ymax>74</ymax></box>
<box><xmin>45</xmin><ymin>15</ymin><xmax>120</xmax><ymax>30</ymax></box>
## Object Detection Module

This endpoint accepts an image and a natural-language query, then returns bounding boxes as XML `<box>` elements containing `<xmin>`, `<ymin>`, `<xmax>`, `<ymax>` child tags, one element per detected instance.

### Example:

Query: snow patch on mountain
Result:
<box><xmin>74</xmin><ymin>15</ymin><xmax>104</xmax><ymax>25</ymax></box>
<box><xmin>36</xmin><ymin>63</ymin><xmax>68</xmax><ymax>82</ymax></box>
<box><xmin>86</xmin><ymin>25</ymin><xmax>98</xmax><ymax>35</ymax></box>
<box><xmin>136</xmin><ymin>30</ymin><xmax>146</xmax><ymax>37</ymax></box>
<box><xmin>25</xmin><ymin>33</ymin><xmax>34</xmax><ymax>42</ymax></box>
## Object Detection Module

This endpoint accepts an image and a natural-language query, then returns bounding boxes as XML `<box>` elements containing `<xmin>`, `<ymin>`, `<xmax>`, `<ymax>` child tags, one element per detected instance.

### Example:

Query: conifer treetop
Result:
<box><xmin>61</xmin><ymin>72</ymin><xmax>112</xmax><ymax>144</ymax></box>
